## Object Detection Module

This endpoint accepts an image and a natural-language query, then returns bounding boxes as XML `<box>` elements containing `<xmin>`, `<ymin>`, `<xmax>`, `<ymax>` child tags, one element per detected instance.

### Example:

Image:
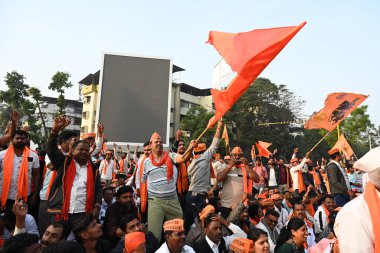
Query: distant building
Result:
<box><xmin>39</xmin><ymin>96</ymin><xmax>82</xmax><ymax>135</ymax></box>
<box><xmin>79</xmin><ymin>65</ymin><xmax>213</xmax><ymax>144</ymax></box>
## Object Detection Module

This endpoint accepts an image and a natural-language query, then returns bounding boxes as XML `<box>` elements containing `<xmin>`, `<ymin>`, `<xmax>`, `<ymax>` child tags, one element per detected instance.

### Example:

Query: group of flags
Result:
<box><xmin>205</xmin><ymin>21</ymin><xmax>367</xmax><ymax>157</ymax></box>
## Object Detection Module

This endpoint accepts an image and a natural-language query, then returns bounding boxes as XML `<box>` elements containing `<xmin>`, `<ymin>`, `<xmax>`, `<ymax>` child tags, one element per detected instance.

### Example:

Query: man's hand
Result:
<box><xmin>127</xmin><ymin>144</ymin><xmax>129</xmax><ymax>150</ymax></box>
<box><xmin>176</xmin><ymin>130</ymin><xmax>182</xmax><ymax>141</ymax></box>
<box><xmin>305</xmin><ymin>152</ymin><xmax>311</xmax><ymax>159</ymax></box>
<box><xmin>273</xmin><ymin>148</ymin><xmax>278</xmax><ymax>155</ymax></box>
<box><xmin>52</xmin><ymin>115</ymin><xmax>71</xmax><ymax>132</ymax></box>
<box><xmin>10</xmin><ymin>110</ymin><xmax>20</xmax><ymax>123</ymax></box>
<box><xmin>113</xmin><ymin>143</ymin><xmax>117</xmax><ymax>149</ymax></box>
<box><xmin>13</xmin><ymin>200</ymin><xmax>28</xmax><ymax>218</ymax></box>
<box><xmin>211</xmin><ymin>214</ymin><xmax>229</xmax><ymax>227</ymax></box>
<box><xmin>228</xmin><ymin>156</ymin><xmax>236</xmax><ymax>168</ymax></box>
<box><xmin>240</xmin><ymin>157</ymin><xmax>248</xmax><ymax>166</ymax></box>
<box><xmin>97</xmin><ymin>121</ymin><xmax>104</xmax><ymax>136</ymax></box>
<box><xmin>189</xmin><ymin>140</ymin><xmax>198</xmax><ymax>149</ymax></box>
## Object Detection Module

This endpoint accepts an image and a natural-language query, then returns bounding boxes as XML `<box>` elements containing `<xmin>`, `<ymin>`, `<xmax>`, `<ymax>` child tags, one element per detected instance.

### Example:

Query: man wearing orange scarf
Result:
<box><xmin>289</xmin><ymin>152</ymin><xmax>310</xmax><ymax>197</ymax></box>
<box><xmin>46</xmin><ymin>115</ymin><xmax>102</xmax><ymax>232</ymax></box>
<box><xmin>217</xmin><ymin>146</ymin><xmax>260</xmax><ymax>218</ymax></box>
<box><xmin>313</xmin><ymin>194</ymin><xmax>335</xmax><ymax>237</ymax></box>
<box><xmin>99</xmin><ymin>150</ymin><xmax>118</xmax><ymax>186</ymax></box>
<box><xmin>0</xmin><ymin>128</ymin><xmax>40</xmax><ymax>231</ymax></box>
<box><xmin>142</xmin><ymin>131</ymin><xmax>196</xmax><ymax>241</ymax></box>
<box><xmin>335</xmin><ymin>147</ymin><xmax>380</xmax><ymax>253</ymax></box>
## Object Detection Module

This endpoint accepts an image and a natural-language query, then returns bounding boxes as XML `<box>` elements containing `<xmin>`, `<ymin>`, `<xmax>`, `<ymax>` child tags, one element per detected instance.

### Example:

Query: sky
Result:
<box><xmin>1</xmin><ymin>0</ymin><xmax>379</xmax><ymax>126</ymax></box>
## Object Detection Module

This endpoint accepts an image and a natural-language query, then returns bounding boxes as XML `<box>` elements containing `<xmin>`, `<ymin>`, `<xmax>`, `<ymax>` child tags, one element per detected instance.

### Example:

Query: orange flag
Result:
<box><xmin>256</xmin><ymin>141</ymin><xmax>272</xmax><ymax>158</ymax></box>
<box><xmin>207</xmin><ymin>21</ymin><xmax>307</xmax><ymax>128</ymax></box>
<box><xmin>332</xmin><ymin>134</ymin><xmax>354</xmax><ymax>160</ymax></box>
<box><xmin>304</xmin><ymin>92</ymin><xmax>368</xmax><ymax>131</ymax></box>
<box><xmin>221</xmin><ymin>124</ymin><xmax>229</xmax><ymax>147</ymax></box>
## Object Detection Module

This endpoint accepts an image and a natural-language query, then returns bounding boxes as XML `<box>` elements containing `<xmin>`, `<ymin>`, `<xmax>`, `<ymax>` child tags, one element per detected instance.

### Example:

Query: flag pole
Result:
<box><xmin>337</xmin><ymin>124</ymin><xmax>340</xmax><ymax>138</ymax></box>
<box><xmin>182</xmin><ymin>127</ymin><xmax>210</xmax><ymax>157</ymax></box>
<box><xmin>309</xmin><ymin>130</ymin><xmax>333</xmax><ymax>153</ymax></box>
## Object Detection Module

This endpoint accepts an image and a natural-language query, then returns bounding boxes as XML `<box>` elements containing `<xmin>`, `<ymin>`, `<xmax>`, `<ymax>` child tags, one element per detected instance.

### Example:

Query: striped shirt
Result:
<box><xmin>142</xmin><ymin>153</ymin><xmax>178</xmax><ymax>199</ymax></box>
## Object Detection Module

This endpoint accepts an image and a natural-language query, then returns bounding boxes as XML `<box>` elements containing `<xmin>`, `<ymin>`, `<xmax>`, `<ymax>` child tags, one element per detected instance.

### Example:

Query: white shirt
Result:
<box><xmin>99</xmin><ymin>159</ymin><xmax>116</xmax><ymax>180</ymax></box>
<box><xmin>0</xmin><ymin>149</ymin><xmax>39</xmax><ymax>200</ymax></box>
<box><xmin>313</xmin><ymin>205</ymin><xmax>328</xmax><ymax>234</ymax></box>
<box><xmin>69</xmin><ymin>161</ymin><xmax>88</xmax><ymax>213</ymax></box>
<box><xmin>11</xmin><ymin>214</ymin><xmax>39</xmax><ymax>236</ymax></box>
<box><xmin>155</xmin><ymin>243</ymin><xmax>195</xmax><ymax>253</ymax></box>
<box><xmin>290</xmin><ymin>158</ymin><xmax>306</xmax><ymax>191</ymax></box>
<box><xmin>40</xmin><ymin>168</ymin><xmax>54</xmax><ymax>200</ymax></box>
<box><xmin>274</xmin><ymin>205</ymin><xmax>289</xmax><ymax>230</ymax></box>
<box><xmin>334</xmin><ymin>191</ymin><xmax>378</xmax><ymax>253</ymax></box>
<box><xmin>205</xmin><ymin>222</ymin><xmax>247</xmax><ymax>252</ymax></box>
<box><xmin>268</xmin><ymin>167</ymin><xmax>277</xmax><ymax>187</ymax></box>
<box><xmin>256</xmin><ymin>221</ymin><xmax>280</xmax><ymax>253</ymax></box>
<box><xmin>135</xmin><ymin>155</ymin><xmax>148</xmax><ymax>189</ymax></box>
<box><xmin>211</xmin><ymin>160</ymin><xmax>223</xmax><ymax>185</ymax></box>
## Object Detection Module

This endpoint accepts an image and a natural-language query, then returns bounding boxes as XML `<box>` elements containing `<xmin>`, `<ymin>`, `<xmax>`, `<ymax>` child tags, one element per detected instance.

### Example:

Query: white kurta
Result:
<box><xmin>334</xmin><ymin>192</ymin><xmax>378</xmax><ymax>253</ymax></box>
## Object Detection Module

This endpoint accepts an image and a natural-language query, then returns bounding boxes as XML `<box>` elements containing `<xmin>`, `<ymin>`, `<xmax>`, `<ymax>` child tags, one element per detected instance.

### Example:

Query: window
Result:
<box><xmin>82</xmin><ymin>111</ymin><xmax>89</xmax><ymax>119</ymax></box>
<box><xmin>84</xmin><ymin>96</ymin><xmax>91</xmax><ymax>104</ymax></box>
<box><xmin>74</xmin><ymin>117</ymin><xmax>82</xmax><ymax>125</ymax></box>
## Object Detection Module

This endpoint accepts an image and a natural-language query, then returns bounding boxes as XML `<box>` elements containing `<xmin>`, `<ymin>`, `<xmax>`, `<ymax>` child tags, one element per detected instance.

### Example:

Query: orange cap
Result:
<box><xmin>231</xmin><ymin>147</ymin><xmax>243</xmax><ymax>155</ymax></box>
<box><xmin>81</xmin><ymin>132</ymin><xmax>96</xmax><ymax>140</ymax></box>
<box><xmin>150</xmin><ymin>132</ymin><xmax>162</xmax><ymax>143</ymax></box>
<box><xmin>194</xmin><ymin>143</ymin><xmax>207</xmax><ymax>153</ymax></box>
<box><xmin>328</xmin><ymin>148</ymin><xmax>340</xmax><ymax>155</ymax></box>
<box><xmin>124</xmin><ymin>232</ymin><xmax>145</xmax><ymax>253</ymax></box>
<box><xmin>199</xmin><ymin>205</ymin><xmax>215</xmax><ymax>221</ymax></box>
<box><xmin>230</xmin><ymin>237</ymin><xmax>254</xmax><ymax>253</ymax></box>
<box><xmin>163</xmin><ymin>218</ymin><xmax>184</xmax><ymax>232</ymax></box>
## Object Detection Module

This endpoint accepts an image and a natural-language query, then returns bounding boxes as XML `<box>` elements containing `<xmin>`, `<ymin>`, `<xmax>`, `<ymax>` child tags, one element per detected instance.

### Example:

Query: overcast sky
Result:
<box><xmin>1</xmin><ymin>0</ymin><xmax>379</xmax><ymax>126</ymax></box>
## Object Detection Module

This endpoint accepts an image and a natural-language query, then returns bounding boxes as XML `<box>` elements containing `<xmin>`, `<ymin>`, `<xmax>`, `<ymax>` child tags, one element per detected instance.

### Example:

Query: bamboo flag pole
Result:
<box><xmin>182</xmin><ymin>127</ymin><xmax>210</xmax><ymax>157</ymax></box>
<box><xmin>309</xmin><ymin>130</ymin><xmax>333</xmax><ymax>153</ymax></box>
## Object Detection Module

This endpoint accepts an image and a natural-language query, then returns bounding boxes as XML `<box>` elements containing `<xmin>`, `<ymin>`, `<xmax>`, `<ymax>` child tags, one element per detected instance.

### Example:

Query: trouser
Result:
<box><xmin>185</xmin><ymin>191</ymin><xmax>207</xmax><ymax>232</ymax></box>
<box><xmin>220</xmin><ymin>206</ymin><xmax>232</xmax><ymax>219</ymax></box>
<box><xmin>147</xmin><ymin>197</ymin><xmax>183</xmax><ymax>242</ymax></box>
<box><xmin>178</xmin><ymin>192</ymin><xmax>192</xmax><ymax>233</ymax></box>
<box><xmin>334</xmin><ymin>193</ymin><xmax>350</xmax><ymax>207</ymax></box>
<box><xmin>278</xmin><ymin>184</ymin><xmax>288</xmax><ymax>193</ymax></box>
<box><xmin>38</xmin><ymin>200</ymin><xmax>51</xmax><ymax>237</ymax></box>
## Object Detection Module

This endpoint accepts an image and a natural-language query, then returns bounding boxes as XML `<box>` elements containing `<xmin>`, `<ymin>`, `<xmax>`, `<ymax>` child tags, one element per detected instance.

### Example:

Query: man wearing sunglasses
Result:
<box><xmin>255</xmin><ymin>209</ymin><xmax>280</xmax><ymax>253</ymax></box>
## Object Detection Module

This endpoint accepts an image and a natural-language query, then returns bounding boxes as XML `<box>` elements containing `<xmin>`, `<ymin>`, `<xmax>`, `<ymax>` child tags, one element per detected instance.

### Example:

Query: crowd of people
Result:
<box><xmin>0</xmin><ymin>112</ymin><xmax>378</xmax><ymax>253</ymax></box>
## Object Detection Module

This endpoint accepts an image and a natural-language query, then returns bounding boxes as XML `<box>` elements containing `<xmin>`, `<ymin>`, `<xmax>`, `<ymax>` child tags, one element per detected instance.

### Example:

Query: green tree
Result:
<box><xmin>28</xmin><ymin>87</ymin><xmax>48</xmax><ymax>139</ymax></box>
<box><xmin>48</xmin><ymin>71</ymin><xmax>72</xmax><ymax>114</ymax></box>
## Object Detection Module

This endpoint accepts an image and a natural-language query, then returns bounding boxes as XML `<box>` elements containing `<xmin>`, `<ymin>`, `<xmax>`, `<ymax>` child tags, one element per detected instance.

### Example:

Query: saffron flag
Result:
<box><xmin>221</xmin><ymin>124</ymin><xmax>229</xmax><ymax>147</ymax></box>
<box><xmin>256</xmin><ymin>141</ymin><xmax>272</xmax><ymax>158</ymax></box>
<box><xmin>207</xmin><ymin>21</ymin><xmax>307</xmax><ymax>128</ymax></box>
<box><xmin>332</xmin><ymin>134</ymin><xmax>355</xmax><ymax>160</ymax></box>
<box><xmin>304</xmin><ymin>92</ymin><xmax>368</xmax><ymax>131</ymax></box>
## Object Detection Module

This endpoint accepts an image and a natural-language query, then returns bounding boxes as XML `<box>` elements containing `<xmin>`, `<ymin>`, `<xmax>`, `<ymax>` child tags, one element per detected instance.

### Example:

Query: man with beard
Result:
<box><xmin>103</xmin><ymin>185</ymin><xmax>138</xmax><ymax>246</ymax></box>
<box><xmin>73</xmin><ymin>214</ymin><xmax>112</xmax><ymax>253</ymax></box>
<box><xmin>266</xmin><ymin>158</ymin><xmax>279</xmax><ymax>191</ymax></box>
<box><xmin>313</xmin><ymin>194</ymin><xmax>335</xmax><ymax>237</ymax></box>
<box><xmin>109</xmin><ymin>213</ymin><xmax>159</xmax><ymax>253</ymax></box>
<box><xmin>0</xmin><ymin>129</ymin><xmax>40</xmax><ymax>231</ymax></box>
<box><xmin>289</xmin><ymin>202</ymin><xmax>316</xmax><ymax>250</ymax></box>
<box><xmin>156</xmin><ymin>219</ymin><xmax>196</xmax><ymax>253</ymax></box>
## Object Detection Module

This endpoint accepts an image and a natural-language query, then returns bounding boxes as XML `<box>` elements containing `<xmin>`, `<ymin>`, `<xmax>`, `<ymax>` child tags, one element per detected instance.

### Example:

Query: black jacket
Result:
<box><xmin>46</xmin><ymin>132</ymin><xmax>102</xmax><ymax>214</ymax></box>
<box><xmin>266</xmin><ymin>165</ymin><xmax>280</xmax><ymax>186</ymax></box>
<box><xmin>193</xmin><ymin>237</ymin><xmax>227</xmax><ymax>253</ymax></box>
<box><xmin>326</xmin><ymin>162</ymin><xmax>349</xmax><ymax>195</ymax></box>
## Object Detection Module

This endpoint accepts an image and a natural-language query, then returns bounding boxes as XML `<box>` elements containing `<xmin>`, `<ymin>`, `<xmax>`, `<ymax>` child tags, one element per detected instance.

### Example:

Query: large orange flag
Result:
<box><xmin>332</xmin><ymin>134</ymin><xmax>355</xmax><ymax>159</ymax></box>
<box><xmin>256</xmin><ymin>141</ymin><xmax>273</xmax><ymax>158</ymax></box>
<box><xmin>207</xmin><ymin>21</ymin><xmax>307</xmax><ymax>128</ymax></box>
<box><xmin>304</xmin><ymin>93</ymin><xmax>368</xmax><ymax>131</ymax></box>
<box><xmin>221</xmin><ymin>124</ymin><xmax>229</xmax><ymax>147</ymax></box>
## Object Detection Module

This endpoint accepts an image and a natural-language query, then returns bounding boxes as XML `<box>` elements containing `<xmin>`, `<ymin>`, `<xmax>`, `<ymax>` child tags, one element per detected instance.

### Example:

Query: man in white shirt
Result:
<box><xmin>289</xmin><ymin>152</ymin><xmax>310</xmax><ymax>197</ymax></box>
<box><xmin>193</xmin><ymin>214</ymin><xmax>247</xmax><ymax>253</ymax></box>
<box><xmin>313</xmin><ymin>194</ymin><xmax>335</xmax><ymax>236</ymax></box>
<box><xmin>256</xmin><ymin>209</ymin><xmax>280</xmax><ymax>253</ymax></box>
<box><xmin>0</xmin><ymin>129</ymin><xmax>40</xmax><ymax>230</ymax></box>
<box><xmin>335</xmin><ymin>147</ymin><xmax>380</xmax><ymax>253</ymax></box>
<box><xmin>156</xmin><ymin>219</ymin><xmax>196</xmax><ymax>253</ymax></box>
<box><xmin>99</xmin><ymin>151</ymin><xmax>118</xmax><ymax>186</ymax></box>
<box><xmin>271</xmin><ymin>194</ymin><xmax>288</xmax><ymax>230</ymax></box>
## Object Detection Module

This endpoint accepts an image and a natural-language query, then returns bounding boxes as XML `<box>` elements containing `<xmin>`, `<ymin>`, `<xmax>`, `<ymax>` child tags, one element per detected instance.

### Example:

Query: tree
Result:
<box><xmin>48</xmin><ymin>71</ymin><xmax>72</xmax><ymax>114</ymax></box>
<box><xmin>28</xmin><ymin>87</ymin><xmax>48</xmax><ymax>139</ymax></box>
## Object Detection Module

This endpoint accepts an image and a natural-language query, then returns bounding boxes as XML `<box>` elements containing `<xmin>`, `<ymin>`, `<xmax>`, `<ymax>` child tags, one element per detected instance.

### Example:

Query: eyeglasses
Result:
<box><xmin>268</xmin><ymin>218</ymin><xmax>278</xmax><ymax>224</ymax></box>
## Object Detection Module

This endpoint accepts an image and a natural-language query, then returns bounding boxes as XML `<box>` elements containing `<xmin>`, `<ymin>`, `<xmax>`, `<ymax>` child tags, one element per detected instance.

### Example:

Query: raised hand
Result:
<box><xmin>52</xmin><ymin>115</ymin><xmax>71</xmax><ymax>132</ymax></box>
<box><xmin>97</xmin><ymin>121</ymin><xmax>104</xmax><ymax>136</ymax></box>
<box><xmin>10</xmin><ymin>110</ymin><xmax>20</xmax><ymax>123</ymax></box>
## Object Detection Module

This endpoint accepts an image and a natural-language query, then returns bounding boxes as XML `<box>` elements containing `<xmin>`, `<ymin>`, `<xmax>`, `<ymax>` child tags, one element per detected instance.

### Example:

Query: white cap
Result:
<box><xmin>354</xmin><ymin>147</ymin><xmax>380</xmax><ymax>173</ymax></box>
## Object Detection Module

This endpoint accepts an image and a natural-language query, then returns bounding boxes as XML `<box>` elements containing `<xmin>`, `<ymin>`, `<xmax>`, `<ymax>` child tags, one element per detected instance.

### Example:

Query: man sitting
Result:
<box><xmin>255</xmin><ymin>209</ymin><xmax>280</xmax><ymax>253</ymax></box>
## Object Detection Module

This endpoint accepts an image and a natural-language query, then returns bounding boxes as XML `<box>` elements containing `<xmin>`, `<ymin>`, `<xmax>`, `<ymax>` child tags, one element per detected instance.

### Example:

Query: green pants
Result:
<box><xmin>147</xmin><ymin>196</ymin><xmax>183</xmax><ymax>241</ymax></box>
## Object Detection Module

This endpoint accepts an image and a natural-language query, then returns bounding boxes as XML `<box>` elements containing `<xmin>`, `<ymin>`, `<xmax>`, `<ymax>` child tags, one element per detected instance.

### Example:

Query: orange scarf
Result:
<box><xmin>61</xmin><ymin>159</ymin><xmax>94</xmax><ymax>220</ymax></box>
<box><xmin>297</xmin><ymin>170</ymin><xmax>306</xmax><ymax>193</ymax></box>
<box><xmin>45</xmin><ymin>171</ymin><xmax>57</xmax><ymax>199</ymax></box>
<box><xmin>240</xmin><ymin>164</ymin><xmax>252</xmax><ymax>195</ymax></box>
<box><xmin>322</xmin><ymin>205</ymin><xmax>330</xmax><ymax>224</ymax></box>
<box><xmin>177</xmin><ymin>161</ymin><xmax>189</xmax><ymax>195</ymax></box>
<box><xmin>119</xmin><ymin>158</ymin><xmax>125</xmax><ymax>173</ymax></box>
<box><xmin>1</xmin><ymin>145</ymin><xmax>30</xmax><ymax>208</ymax></box>
<box><xmin>306</xmin><ymin>203</ymin><xmax>315</xmax><ymax>217</ymax></box>
<box><xmin>103</xmin><ymin>159</ymin><xmax>117</xmax><ymax>179</ymax></box>
<box><xmin>363</xmin><ymin>182</ymin><xmax>380</xmax><ymax>253</ymax></box>
<box><xmin>310</xmin><ymin>170</ymin><xmax>321</xmax><ymax>186</ymax></box>
<box><xmin>149</xmin><ymin>152</ymin><xmax>173</xmax><ymax>182</ymax></box>
<box><xmin>139</xmin><ymin>156</ymin><xmax>148</xmax><ymax>213</ymax></box>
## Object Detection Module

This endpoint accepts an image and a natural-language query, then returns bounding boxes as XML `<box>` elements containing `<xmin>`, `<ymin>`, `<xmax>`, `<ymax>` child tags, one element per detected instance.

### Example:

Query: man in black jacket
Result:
<box><xmin>266</xmin><ymin>158</ymin><xmax>280</xmax><ymax>190</ymax></box>
<box><xmin>325</xmin><ymin>148</ymin><xmax>355</xmax><ymax>207</ymax></box>
<box><xmin>46</xmin><ymin>115</ymin><xmax>102</xmax><ymax>231</ymax></box>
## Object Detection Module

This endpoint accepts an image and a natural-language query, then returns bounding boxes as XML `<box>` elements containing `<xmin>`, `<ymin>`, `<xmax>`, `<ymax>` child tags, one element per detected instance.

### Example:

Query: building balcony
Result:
<box><xmin>81</xmin><ymin>84</ymin><xmax>98</xmax><ymax>96</ymax></box>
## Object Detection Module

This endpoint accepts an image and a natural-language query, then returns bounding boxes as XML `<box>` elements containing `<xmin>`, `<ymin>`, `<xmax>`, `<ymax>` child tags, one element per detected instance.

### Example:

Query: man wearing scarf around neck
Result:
<box><xmin>46</xmin><ymin>115</ymin><xmax>102</xmax><ymax>233</ymax></box>
<box><xmin>142</xmin><ymin>131</ymin><xmax>197</xmax><ymax>241</ymax></box>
